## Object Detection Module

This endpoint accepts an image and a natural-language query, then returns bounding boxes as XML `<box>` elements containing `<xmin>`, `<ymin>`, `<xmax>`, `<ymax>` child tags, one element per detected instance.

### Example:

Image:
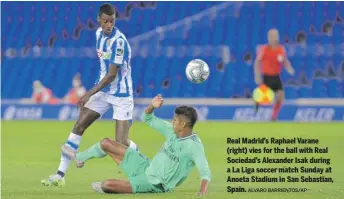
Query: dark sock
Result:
<box><xmin>255</xmin><ymin>102</ymin><xmax>260</xmax><ymax>113</ymax></box>
<box><xmin>57</xmin><ymin>170</ymin><xmax>65</xmax><ymax>178</ymax></box>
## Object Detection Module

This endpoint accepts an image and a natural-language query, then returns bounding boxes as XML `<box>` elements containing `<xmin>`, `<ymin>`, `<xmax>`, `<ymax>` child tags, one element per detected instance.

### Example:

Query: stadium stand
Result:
<box><xmin>1</xmin><ymin>1</ymin><xmax>343</xmax><ymax>99</ymax></box>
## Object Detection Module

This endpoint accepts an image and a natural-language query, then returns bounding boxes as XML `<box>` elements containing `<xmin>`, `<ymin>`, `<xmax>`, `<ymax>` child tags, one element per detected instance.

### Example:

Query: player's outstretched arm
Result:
<box><xmin>199</xmin><ymin>179</ymin><xmax>209</xmax><ymax>196</ymax></box>
<box><xmin>142</xmin><ymin>94</ymin><xmax>174</xmax><ymax>138</ymax></box>
<box><xmin>78</xmin><ymin>38</ymin><xmax>127</xmax><ymax>108</ymax></box>
<box><xmin>254</xmin><ymin>59</ymin><xmax>262</xmax><ymax>85</ymax></box>
<box><xmin>281</xmin><ymin>46</ymin><xmax>295</xmax><ymax>76</ymax></box>
<box><xmin>254</xmin><ymin>46</ymin><xmax>264</xmax><ymax>85</ymax></box>
<box><xmin>283</xmin><ymin>59</ymin><xmax>295</xmax><ymax>76</ymax></box>
<box><xmin>78</xmin><ymin>64</ymin><xmax>118</xmax><ymax>107</ymax></box>
<box><xmin>144</xmin><ymin>94</ymin><xmax>163</xmax><ymax>114</ymax></box>
<box><xmin>191</xmin><ymin>144</ymin><xmax>211</xmax><ymax>196</ymax></box>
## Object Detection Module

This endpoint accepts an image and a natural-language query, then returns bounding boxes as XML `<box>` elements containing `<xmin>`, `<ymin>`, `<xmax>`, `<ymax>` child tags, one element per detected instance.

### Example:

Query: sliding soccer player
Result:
<box><xmin>62</xmin><ymin>94</ymin><xmax>211</xmax><ymax>195</ymax></box>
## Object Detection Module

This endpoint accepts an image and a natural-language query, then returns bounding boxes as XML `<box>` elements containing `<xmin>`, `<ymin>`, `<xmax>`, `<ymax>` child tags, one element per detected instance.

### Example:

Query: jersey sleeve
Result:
<box><xmin>110</xmin><ymin>38</ymin><xmax>127</xmax><ymax>67</ymax></box>
<box><xmin>281</xmin><ymin>46</ymin><xmax>287</xmax><ymax>58</ymax></box>
<box><xmin>191</xmin><ymin>143</ymin><xmax>211</xmax><ymax>182</ymax></box>
<box><xmin>142</xmin><ymin>112</ymin><xmax>175</xmax><ymax>139</ymax></box>
<box><xmin>256</xmin><ymin>45</ymin><xmax>266</xmax><ymax>61</ymax></box>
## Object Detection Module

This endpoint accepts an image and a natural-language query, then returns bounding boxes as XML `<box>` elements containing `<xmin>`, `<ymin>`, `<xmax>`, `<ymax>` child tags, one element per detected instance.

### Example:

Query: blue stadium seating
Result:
<box><xmin>1</xmin><ymin>1</ymin><xmax>343</xmax><ymax>99</ymax></box>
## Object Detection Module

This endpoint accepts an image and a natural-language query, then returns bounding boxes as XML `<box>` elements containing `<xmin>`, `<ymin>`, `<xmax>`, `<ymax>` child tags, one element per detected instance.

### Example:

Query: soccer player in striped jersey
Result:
<box><xmin>41</xmin><ymin>3</ymin><xmax>138</xmax><ymax>187</ymax></box>
<box><xmin>61</xmin><ymin>94</ymin><xmax>211</xmax><ymax>195</ymax></box>
<box><xmin>254</xmin><ymin>29</ymin><xmax>295</xmax><ymax>121</ymax></box>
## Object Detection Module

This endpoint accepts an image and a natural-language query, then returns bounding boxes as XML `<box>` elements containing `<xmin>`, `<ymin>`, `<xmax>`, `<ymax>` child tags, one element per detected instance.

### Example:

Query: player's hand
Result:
<box><xmin>78</xmin><ymin>94</ymin><xmax>91</xmax><ymax>108</ymax></box>
<box><xmin>287</xmin><ymin>67</ymin><xmax>295</xmax><ymax>76</ymax></box>
<box><xmin>151</xmin><ymin>94</ymin><xmax>163</xmax><ymax>108</ymax></box>
<box><xmin>255</xmin><ymin>76</ymin><xmax>262</xmax><ymax>85</ymax></box>
<box><xmin>197</xmin><ymin>180</ymin><xmax>208</xmax><ymax>196</ymax></box>
<box><xmin>196</xmin><ymin>191</ymin><xmax>207</xmax><ymax>196</ymax></box>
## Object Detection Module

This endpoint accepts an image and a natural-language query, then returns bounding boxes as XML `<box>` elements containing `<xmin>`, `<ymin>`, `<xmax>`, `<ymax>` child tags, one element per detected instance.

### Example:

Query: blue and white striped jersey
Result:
<box><xmin>95</xmin><ymin>27</ymin><xmax>133</xmax><ymax>97</ymax></box>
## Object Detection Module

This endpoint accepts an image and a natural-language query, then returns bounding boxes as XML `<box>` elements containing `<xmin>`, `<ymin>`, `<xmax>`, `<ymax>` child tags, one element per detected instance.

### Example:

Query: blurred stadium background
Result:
<box><xmin>1</xmin><ymin>1</ymin><xmax>344</xmax><ymax>121</ymax></box>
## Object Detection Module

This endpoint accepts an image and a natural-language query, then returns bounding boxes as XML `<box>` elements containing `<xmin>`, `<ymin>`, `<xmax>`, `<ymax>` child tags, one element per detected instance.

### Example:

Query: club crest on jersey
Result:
<box><xmin>277</xmin><ymin>54</ymin><xmax>284</xmax><ymax>62</ymax></box>
<box><xmin>116</xmin><ymin>38</ymin><xmax>125</xmax><ymax>48</ymax></box>
<box><xmin>106</xmin><ymin>39</ymin><xmax>112</xmax><ymax>46</ymax></box>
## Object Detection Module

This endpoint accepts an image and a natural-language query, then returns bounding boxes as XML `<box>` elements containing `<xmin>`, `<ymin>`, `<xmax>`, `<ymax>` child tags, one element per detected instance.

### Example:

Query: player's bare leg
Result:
<box><xmin>100</xmin><ymin>137</ymin><xmax>127</xmax><ymax>163</ymax></box>
<box><xmin>92</xmin><ymin>180</ymin><xmax>133</xmax><ymax>194</ymax></box>
<box><xmin>41</xmin><ymin>107</ymin><xmax>100</xmax><ymax>187</ymax></box>
<box><xmin>116</xmin><ymin>120</ymin><xmax>138</xmax><ymax>150</ymax></box>
<box><xmin>62</xmin><ymin>138</ymin><xmax>127</xmax><ymax>167</ymax></box>
<box><xmin>94</xmin><ymin>138</ymin><xmax>133</xmax><ymax>194</ymax></box>
<box><xmin>72</xmin><ymin>108</ymin><xmax>101</xmax><ymax>136</ymax></box>
<box><xmin>62</xmin><ymin>137</ymin><xmax>131</xmax><ymax>193</ymax></box>
<box><xmin>58</xmin><ymin>107</ymin><xmax>100</xmax><ymax>173</ymax></box>
<box><xmin>271</xmin><ymin>90</ymin><xmax>284</xmax><ymax>121</ymax></box>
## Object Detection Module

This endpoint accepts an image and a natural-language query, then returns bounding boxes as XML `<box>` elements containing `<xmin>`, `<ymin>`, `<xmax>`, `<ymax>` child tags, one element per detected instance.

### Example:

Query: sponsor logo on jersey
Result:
<box><xmin>97</xmin><ymin>50</ymin><xmax>111</xmax><ymax>60</ymax></box>
<box><xmin>116</xmin><ymin>48</ymin><xmax>124</xmax><ymax>56</ymax></box>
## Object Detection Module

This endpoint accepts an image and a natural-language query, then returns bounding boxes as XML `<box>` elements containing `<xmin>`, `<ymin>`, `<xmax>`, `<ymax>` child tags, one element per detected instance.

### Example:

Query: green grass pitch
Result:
<box><xmin>2</xmin><ymin>121</ymin><xmax>344</xmax><ymax>199</ymax></box>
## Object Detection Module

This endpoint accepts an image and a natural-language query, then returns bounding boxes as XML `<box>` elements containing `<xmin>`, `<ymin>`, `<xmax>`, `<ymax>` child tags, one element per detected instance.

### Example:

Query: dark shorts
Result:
<box><xmin>263</xmin><ymin>75</ymin><xmax>283</xmax><ymax>92</ymax></box>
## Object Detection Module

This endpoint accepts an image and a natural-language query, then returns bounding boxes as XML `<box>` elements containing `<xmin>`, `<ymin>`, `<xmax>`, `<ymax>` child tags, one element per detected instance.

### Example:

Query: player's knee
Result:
<box><xmin>100</xmin><ymin>138</ymin><xmax>114</xmax><ymax>151</ymax></box>
<box><xmin>276</xmin><ymin>91</ymin><xmax>284</xmax><ymax>101</ymax></box>
<box><xmin>115</xmin><ymin>137</ymin><xmax>128</xmax><ymax>146</ymax></box>
<box><xmin>102</xmin><ymin>180</ymin><xmax>111</xmax><ymax>189</ymax></box>
<box><xmin>100</xmin><ymin>138</ymin><xmax>120</xmax><ymax>151</ymax></box>
<box><xmin>277</xmin><ymin>95</ymin><xmax>284</xmax><ymax>102</ymax></box>
<box><xmin>101</xmin><ymin>180</ymin><xmax>114</xmax><ymax>193</ymax></box>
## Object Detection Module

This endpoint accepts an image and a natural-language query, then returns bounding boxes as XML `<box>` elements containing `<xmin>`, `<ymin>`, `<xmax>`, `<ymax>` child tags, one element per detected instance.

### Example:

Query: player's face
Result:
<box><xmin>173</xmin><ymin>115</ymin><xmax>186</xmax><ymax>133</ymax></box>
<box><xmin>98</xmin><ymin>13</ymin><xmax>115</xmax><ymax>35</ymax></box>
<box><xmin>72</xmin><ymin>79</ymin><xmax>81</xmax><ymax>87</ymax></box>
<box><xmin>33</xmin><ymin>81</ymin><xmax>43</xmax><ymax>92</ymax></box>
<box><xmin>268</xmin><ymin>30</ymin><xmax>279</xmax><ymax>45</ymax></box>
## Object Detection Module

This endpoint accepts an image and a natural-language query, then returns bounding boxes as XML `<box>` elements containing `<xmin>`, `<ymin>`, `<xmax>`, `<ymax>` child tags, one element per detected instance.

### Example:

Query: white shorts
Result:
<box><xmin>85</xmin><ymin>92</ymin><xmax>133</xmax><ymax>120</ymax></box>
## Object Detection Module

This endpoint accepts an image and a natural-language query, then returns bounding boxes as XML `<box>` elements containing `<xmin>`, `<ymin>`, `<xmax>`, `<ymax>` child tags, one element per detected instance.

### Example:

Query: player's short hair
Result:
<box><xmin>98</xmin><ymin>3</ymin><xmax>115</xmax><ymax>17</ymax></box>
<box><xmin>175</xmin><ymin>106</ymin><xmax>198</xmax><ymax>129</ymax></box>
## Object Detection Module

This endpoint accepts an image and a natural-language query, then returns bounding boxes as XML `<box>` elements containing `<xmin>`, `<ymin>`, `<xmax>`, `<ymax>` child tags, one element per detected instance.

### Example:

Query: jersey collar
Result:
<box><xmin>102</xmin><ymin>27</ymin><xmax>117</xmax><ymax>38</ymax></box>
<box><xmin>178</xmin><ymin>133</ymin><xmax>196</xmax><ymax>140</ymax></box>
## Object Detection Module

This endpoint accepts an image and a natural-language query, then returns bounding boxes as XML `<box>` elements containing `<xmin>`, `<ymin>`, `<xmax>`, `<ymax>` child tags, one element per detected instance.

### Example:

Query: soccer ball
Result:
<box><xmin>253</xmin><ymin>84</ymin><xmax>275</xmax><ymax>105</ymax></box>
<box><xmin>185</xmin><ymin>59</ymin><xmax>210</xmax><ymax>83</ymax></box>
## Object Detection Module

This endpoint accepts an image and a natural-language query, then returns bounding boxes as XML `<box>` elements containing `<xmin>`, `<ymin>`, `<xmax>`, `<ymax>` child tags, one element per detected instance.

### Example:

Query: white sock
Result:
<box><xmin>57</xmin><ymin>132</ymin><xmax>82</xmax><ymax>177</ymax></box>
<box><xmin>128</xmin><ymin>140</ymin><xmax>139</xmax><ymax>152</ymax></box>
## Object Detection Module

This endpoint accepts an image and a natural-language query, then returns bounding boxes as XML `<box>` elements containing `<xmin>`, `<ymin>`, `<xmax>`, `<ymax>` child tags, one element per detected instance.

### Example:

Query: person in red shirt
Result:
<box><xmin>63</xmin><ymin>73</ymin><xmax>86</xmax><ymax>104</ymax></box>
<box><xmin>254</xmin><ymin>29</ymin><xmax>295</xmax><ymax>121</ymax></box>
<box><xmin>31</xmin><ymin>80</ymin><xmax>58</xmax><ymax>104</ymax></box>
